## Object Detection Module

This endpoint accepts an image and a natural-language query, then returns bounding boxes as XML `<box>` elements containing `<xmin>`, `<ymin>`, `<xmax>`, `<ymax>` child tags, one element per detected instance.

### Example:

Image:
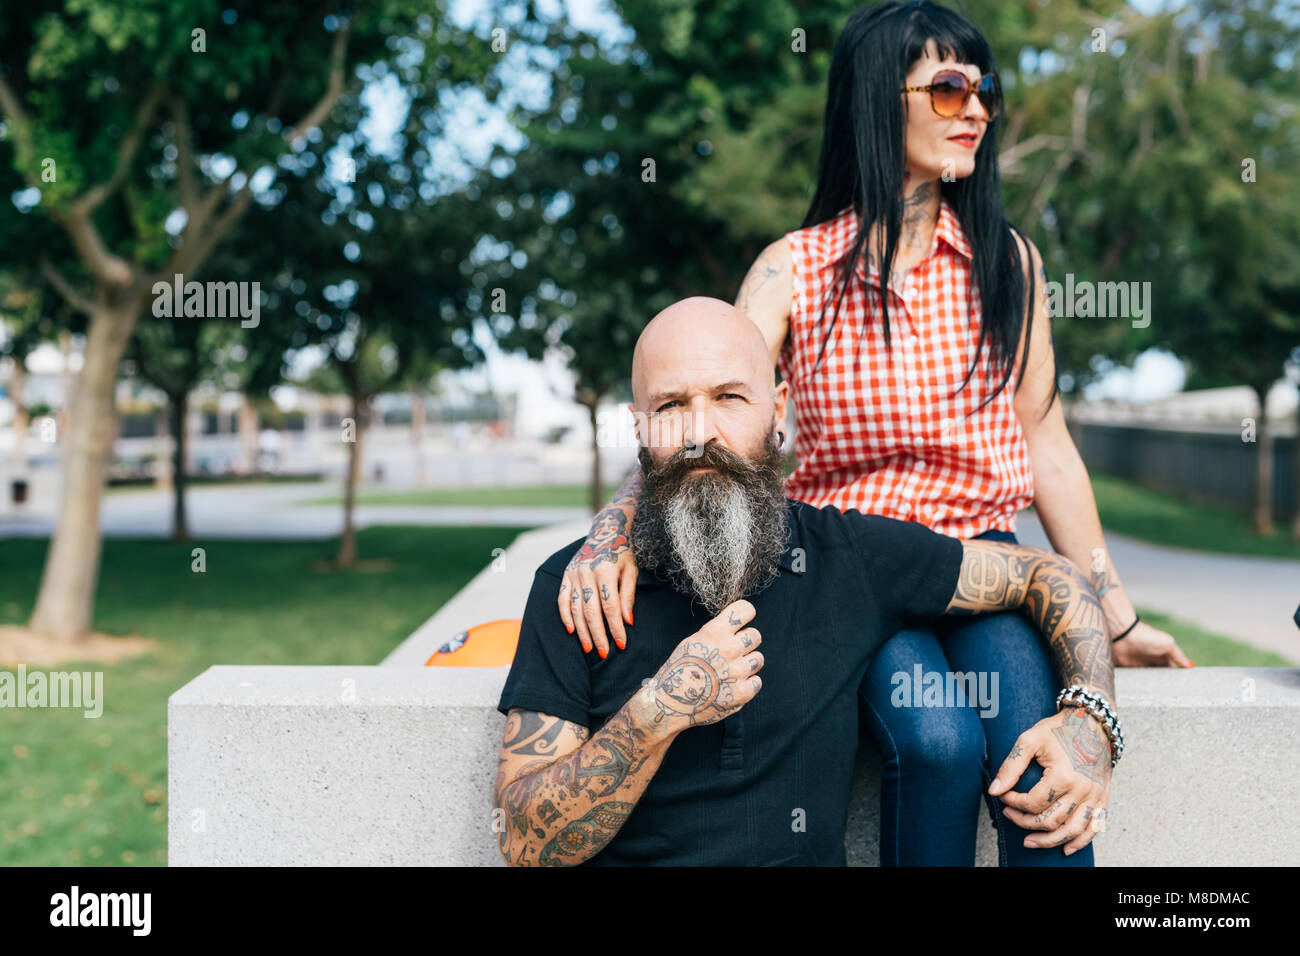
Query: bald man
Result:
<box><xmin>492</xmin><ymin>297</ymin><xmax>1120</xmax><ymax>866</ymax></box>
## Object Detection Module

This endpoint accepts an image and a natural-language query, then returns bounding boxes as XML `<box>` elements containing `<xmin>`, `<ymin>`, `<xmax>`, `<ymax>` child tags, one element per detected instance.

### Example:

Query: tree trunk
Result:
<box><xmin>411</xmin><ymin>383</ymin><xmax>426</xmax><ymax>487</ymax></box>
<box><xmin>1252</xmin><ymin>384</ymin><xmax>1275</xmax><ymax>535</ymax></box>
<box><xmin>58</xmin><ymin>329</ymin><xmax>75</xmax><ymax>444</ymax></box>
<box><xmin>336</xmin><ymin>389</ymin><xmax>363</xmax><ymax>568</ymax></box>
<box><xmin>154</xmin><ymin>406</ymin><xmax>173</xmax><ymax>491</ymax></box>
<box><xmin>238</xmin><ymin>395</ymin><xmax>259</xmax><ymax>474</ymax></box>
<box><xmin>584</xmin><ymin>396</ymin><xmax>602</xmax><ymax>515</ymax></box>
<box><xmin>11</xmin><ymin>359</ymin><xmax>28</xmax><ymax>473</ymax></box>
<box><xmin>27</xmin><ymin>305</ymin><xmax>138</xmax><ymax>642</ymax></box>
<box><xmin>182</xmin><ymin>397</ymin><xmax>196</xmax><ymax>477</ymax></box>
<box><xmin>170</xmin><ymin>390</ymin><xmax>189</xmax><ymax>542</ymax></box>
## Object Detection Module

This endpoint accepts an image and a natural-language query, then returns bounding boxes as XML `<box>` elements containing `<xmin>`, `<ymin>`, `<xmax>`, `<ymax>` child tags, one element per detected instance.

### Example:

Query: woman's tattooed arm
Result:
<box><xmin>565</xmin><ymin>469</ymin><xmax>641</xmax><ymax>574</ymax></box>
<box><xmin>944</xmin><ymin>540</ymin><xmax>1116</xmax><ymax>707</ymax></box>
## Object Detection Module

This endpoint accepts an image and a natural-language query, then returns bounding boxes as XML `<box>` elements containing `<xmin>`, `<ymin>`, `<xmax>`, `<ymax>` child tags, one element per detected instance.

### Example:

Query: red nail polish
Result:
<box><xmin>598</xmin><ymin>646</ymin><xmax>607</xmax><ymax>660</ymax></box>
<box><xmin>628</xmin><ymin>612</ymin><xmax>634</xmax><ymax>627</ymax></box>
<box><xmin>616</xmin><ymin>639</ymin><xmax>625</xmax><ymax>651</ymax></box>
<box><xmin>566</xmin><ymin>623</ymin><xmax>573</xmax><ymax>635</ymax></box>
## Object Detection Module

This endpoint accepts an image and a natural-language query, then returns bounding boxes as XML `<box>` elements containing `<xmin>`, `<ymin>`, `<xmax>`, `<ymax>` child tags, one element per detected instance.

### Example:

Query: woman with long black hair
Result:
<box><xmin>557</xmin><ymin>0</ymin><xmax>1189</xmax><ymax>866</ymax></box>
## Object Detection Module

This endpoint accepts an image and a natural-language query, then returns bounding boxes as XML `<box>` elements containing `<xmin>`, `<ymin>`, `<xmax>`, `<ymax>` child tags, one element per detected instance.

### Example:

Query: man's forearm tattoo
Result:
<box><xmin>501</xmin><ymin>710</ymin><xmax>585</xmax><ymax>757</ymax></box>
<box><xmin>539</xmin><ymin>802</ymin><xmax>634</xmax><ymax>865</ymax></box>
<box><xmin>950</xmin><ymin>545</ymin><xmax>1034</xmax><ymax>609</ymax></box>
<box><xmin>567</xmin><ymin>470</ymin><xmax>641</xmax><ymax>572</ymax></box>
<box><xmin>949</xmin><ymin>542</ymin><xmax>1115</xmax><ymax>706</ymax></box>
<box><xmin>1024</xmin><ymin>560</ymin><xmax>1114</xmax><ymax>705</ymax></box>
<box><xmin>495</xmin><ymin>704</ymin><xmax>663</xmax><ymax>867</ymax></box>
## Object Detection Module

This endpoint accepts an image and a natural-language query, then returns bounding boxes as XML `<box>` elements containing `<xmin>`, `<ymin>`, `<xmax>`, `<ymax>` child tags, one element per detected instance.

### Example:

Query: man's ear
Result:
<box><xmin>773</xmin><ymin>380</ymin><xmax>789</xmax><ymax>427</ymax></box>
<box><xmin>627</xmin><ymin>401</ymin><xmax>645</xmax><ymax>448</ymax></box>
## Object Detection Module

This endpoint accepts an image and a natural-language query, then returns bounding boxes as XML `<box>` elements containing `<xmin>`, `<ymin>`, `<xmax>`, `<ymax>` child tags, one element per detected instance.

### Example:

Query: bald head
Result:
<box><xmin>631</xmin><ymin>297</ymin><xmax>774</xmax><ymax>410</ymax></box>
<box><xmin>628</xmin><ymin>296</ymin><xmax>787</xmax><ymax>466</ymax></box>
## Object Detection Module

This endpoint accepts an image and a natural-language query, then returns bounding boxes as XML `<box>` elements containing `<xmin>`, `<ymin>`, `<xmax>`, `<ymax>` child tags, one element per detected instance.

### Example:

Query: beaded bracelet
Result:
<box><xmin>1055</xmin><ymin>684</ymin><xmax>1126</xmax><ymax>766</ymax></box>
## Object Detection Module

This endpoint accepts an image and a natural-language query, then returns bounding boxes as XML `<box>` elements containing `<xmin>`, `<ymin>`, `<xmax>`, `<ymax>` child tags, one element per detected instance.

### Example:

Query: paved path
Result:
<box><xmin>0</xmin><ymin>482</ymin><xmax>588</xmax><ymax>539</ymax></box>
<box><xmin>2</xmin><ymin>483</ymin><xmax>1295</xmax><ymax>662</ymax></box>
<box><xmin>1015</xmin><ymin>512</ymin><xmax>1298</xmax><ymax>664</ymax></box>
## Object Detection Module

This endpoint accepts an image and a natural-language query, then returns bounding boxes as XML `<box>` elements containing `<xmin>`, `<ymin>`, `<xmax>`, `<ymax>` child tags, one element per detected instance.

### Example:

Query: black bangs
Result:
<box><xmin>900</xmin><ymin>2</ymin><xmax>993</xmax><ymax>74</ymax></box>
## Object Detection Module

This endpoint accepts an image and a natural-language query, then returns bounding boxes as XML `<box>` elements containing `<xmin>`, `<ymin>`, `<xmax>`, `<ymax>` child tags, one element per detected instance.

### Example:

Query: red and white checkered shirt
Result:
<box><xmin>778</xmin><ymin>198</ymin><xmax>1034</xmax><ymax>538</ymax></box>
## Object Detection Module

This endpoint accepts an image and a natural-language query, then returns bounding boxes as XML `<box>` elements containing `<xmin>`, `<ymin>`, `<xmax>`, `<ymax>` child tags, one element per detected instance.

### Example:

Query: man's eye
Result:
<box><xmin>719</xmin><ymin>394</ymin><xmax>744</xmax><ymax>401</ymax></box>
<box><xmin>655</xmin><ymin>401</ymin><xmax>680</xmax><ymax>413</ymax></box>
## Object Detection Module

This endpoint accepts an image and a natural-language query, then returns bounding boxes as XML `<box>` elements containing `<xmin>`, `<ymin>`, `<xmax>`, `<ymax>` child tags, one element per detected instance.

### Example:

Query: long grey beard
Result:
<box><xmin>632</xmin><ymin>432</ymin><xmax>789</xmax><ymax>615</ymax></box>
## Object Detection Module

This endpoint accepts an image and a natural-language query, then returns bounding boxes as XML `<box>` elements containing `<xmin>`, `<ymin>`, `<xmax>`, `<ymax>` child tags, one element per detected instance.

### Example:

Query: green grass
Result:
<box><xmin>1089</xmin><ymin>471</ymin><xmax>1300</xmax><ymax>561</ymax></box>
<box><xmin>1135</xmin><ymin>608</ymin><xmax>1293</xmax><ymax>667</ymax></box>
<box><xmin>0</xmin><ymin>525</ymin><xmax>531</xmax><ymax>866</ymax></box>
<box><xmin>105</xmin><ymin>477</ymin><xmax>324</xmax><ymax>496</ymax></box>
<box><xmin>298</xmin><ymin>483</ymin><xmax>620</xmax><ymax>508</ymax></box>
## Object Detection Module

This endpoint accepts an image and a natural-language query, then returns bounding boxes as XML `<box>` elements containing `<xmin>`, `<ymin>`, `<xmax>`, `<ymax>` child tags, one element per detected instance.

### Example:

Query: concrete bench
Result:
<box><xmin>168</xmin><ymin>663</ymin><xmax>1300</xmax><ymax>865</ymax></box>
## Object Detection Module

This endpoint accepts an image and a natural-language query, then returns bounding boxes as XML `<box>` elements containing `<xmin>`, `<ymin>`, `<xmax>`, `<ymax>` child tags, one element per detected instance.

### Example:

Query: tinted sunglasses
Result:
<box><xmin>902</xmin><ymin>70</ymin><xmax>1001</xmax><ymax>120</ymax></box>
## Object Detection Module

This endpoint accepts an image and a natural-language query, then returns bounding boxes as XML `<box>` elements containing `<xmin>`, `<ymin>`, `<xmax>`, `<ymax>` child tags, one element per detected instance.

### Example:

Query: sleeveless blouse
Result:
<box><xmin>777</xmin><ymin>198</ymin><xmax>1034</xmax><ymax>538</ymax></box>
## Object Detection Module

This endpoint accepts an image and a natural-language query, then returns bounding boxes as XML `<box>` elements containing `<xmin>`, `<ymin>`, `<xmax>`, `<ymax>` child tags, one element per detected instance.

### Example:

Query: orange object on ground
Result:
<box><xmin>426</xmin><ymin>619</ymin><xmax>522</xmax><ymax>667</ymax></box>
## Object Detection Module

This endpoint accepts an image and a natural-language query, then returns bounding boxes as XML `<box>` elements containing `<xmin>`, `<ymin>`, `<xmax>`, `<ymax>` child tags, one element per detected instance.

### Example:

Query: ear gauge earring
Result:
<box><xmin>777</xmin><ymin>430</ymin><xmax>787</xmax><ymax>447</ymax></box>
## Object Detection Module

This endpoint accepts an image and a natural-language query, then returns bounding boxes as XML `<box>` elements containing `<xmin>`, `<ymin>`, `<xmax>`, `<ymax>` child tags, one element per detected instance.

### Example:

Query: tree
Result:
<box><xmin>0</xmin><ymin>1</ymin><xmax>477</xmax><ymax>643</ymax></box>
<box><xmin>229</xmin><ymin>79</ymin><xmax>493</xmax><ymax>565</ymax></box>
<box><xmin>1127</xmin><ymin>0</ymin><xmax>1300</xmax><ymax>533</ymax></box>
<box><xmin>122</xmin><ymin>310</ymin><xmax>249</xmax><ymax>539</ymax></box>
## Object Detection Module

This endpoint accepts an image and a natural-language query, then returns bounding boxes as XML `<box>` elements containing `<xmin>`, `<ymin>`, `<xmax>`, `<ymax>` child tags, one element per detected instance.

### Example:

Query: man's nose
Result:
<box><xmin>681</xmin><ymin>402</ymin><xmax>718</xmax><ymax>455</ymax></box>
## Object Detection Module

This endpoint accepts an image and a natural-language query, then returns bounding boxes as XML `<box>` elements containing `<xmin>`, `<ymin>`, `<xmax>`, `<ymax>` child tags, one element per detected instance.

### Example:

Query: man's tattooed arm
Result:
<box><xmin>944</xmin><ymin>540</ymin><xmax>1116</xmax><ymax>709</ymax></box>
<box><xmin>493</xmin><ymin>695</ymin><xmax>675</xmax><ymax>867</ymax></box>
<box><xmin>496</xmin><ymin>602</ymin><xmax>762</xmax><ymax>865</ymax></box>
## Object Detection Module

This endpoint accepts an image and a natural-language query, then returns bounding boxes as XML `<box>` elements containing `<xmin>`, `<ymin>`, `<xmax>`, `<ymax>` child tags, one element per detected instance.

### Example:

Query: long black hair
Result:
<box><xmin>802</xmin><ymin>0</ymin><xmax>1054</xmax><ymax>414</ymax></box>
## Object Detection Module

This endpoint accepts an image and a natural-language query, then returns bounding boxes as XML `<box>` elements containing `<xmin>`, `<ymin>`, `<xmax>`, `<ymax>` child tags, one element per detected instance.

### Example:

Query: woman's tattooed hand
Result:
<box><xmin>558</xmin><ymin>469</ymin><xmax>643</xmax><ymax>657</ymax></box>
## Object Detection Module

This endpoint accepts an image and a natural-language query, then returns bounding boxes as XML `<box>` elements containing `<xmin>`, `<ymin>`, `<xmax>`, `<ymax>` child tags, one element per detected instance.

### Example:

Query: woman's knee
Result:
<box><xmin>872</xmin><ymin>699</ymin><xmax>987</xmax><ymax>774</ymax></box>
<box><xmin>860</xmin><ymin>627</ymin><xmax>986</xmax><ymax>773</ymax></box>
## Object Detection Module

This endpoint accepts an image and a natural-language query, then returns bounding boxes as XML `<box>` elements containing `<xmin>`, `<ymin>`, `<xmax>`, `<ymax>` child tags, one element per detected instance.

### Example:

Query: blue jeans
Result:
<box><xmin>858</xmin><ymin>529</ymin><xmax>1094</xmax><ymax>867</ymax></box>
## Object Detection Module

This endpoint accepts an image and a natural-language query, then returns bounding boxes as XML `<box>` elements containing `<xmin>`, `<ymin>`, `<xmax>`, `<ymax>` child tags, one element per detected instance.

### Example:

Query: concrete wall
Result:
<box><xmin>169</xmin><ymin>663</ymin><xmax>1300</xmax><ymax>866</ymax></box>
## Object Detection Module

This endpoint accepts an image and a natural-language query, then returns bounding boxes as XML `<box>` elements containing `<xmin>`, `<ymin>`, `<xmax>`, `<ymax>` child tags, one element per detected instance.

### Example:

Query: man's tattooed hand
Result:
<box><xmin>640</xmin><ymin>599</ymin><xmax>765</xmax><ymax>729</ymax></box>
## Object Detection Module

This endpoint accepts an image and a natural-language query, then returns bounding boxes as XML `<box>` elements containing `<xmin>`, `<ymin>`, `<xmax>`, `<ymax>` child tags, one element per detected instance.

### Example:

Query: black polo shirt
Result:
<box><xmin>497</xmin><ymin>499</ymin><xmax>963</xmax><ymax>866</ymax></box>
